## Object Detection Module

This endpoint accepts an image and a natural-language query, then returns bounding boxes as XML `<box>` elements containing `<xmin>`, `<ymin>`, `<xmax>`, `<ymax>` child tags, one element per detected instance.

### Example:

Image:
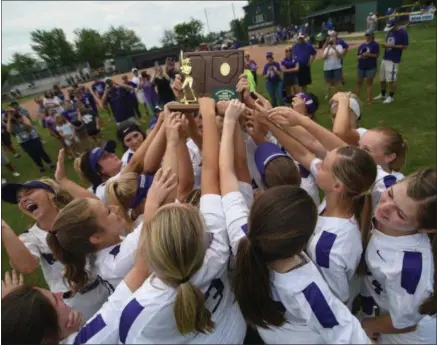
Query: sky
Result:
<box><xmin>1</xmin><ymin>0</ymin><xmax>247</xmax><ymax>64</ymax></box>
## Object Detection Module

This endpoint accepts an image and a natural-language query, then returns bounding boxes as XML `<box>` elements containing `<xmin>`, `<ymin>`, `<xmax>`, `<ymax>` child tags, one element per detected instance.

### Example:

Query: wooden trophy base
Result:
<box><xmin>166</xmin><ymin>102</ymin><xmax>200</xmax><ymax>113</ymax></box>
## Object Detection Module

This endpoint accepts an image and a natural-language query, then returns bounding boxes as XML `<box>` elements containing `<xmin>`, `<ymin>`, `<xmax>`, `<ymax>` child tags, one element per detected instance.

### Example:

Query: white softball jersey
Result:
<box><xmin>221</xmin><ymin>191</ymin><xmax>371</xmax><ymax>344</ymax></box>
<box><xmin>117</xmin><ymin>194</ymin><xmax>246</xmax><ymax>344</ymax></box>
<box><xmin>363</xmin><ymin>229</ymin><xmax>436</xmax><ymax>344</ymax></box>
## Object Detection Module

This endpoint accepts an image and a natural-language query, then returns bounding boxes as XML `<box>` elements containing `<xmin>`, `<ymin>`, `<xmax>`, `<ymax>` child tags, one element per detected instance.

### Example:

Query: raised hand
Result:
<box><xmin>216</xmin><ymin>100</ymin><xmax>231</xmax><ymax>117</ymax></box>
<box><xmin>1</xmin><ymin>270</ymin><xmax>24</xmax><ymax>299</ymax></box>
<box><xmin>55</xmin><ymin>149</ymin><xmax>66</xmax><ymax>181</ymax></box>
<box><xmin>198</xmin><ymin>97</ymin><xmax>216</xmax><ymax>117</ymax></box>
<box><xmin>146</xmin><ymin>167</ymin><xmax>178</xmax><ymax>207</ymax></box>
<box><xmin>165</xmin><ymin>112</ymin><xmax>182</xmax><ymax>143</ymax></box>
<box><xmin>224</xmin><ymin>99</ymin><xmax>245</xmax><ymax>122</ymax></box>
<box><xmin>65</xmin><ymin>309</ymin><xmax>84</xmax><ymax>333</ymax></box>
<box><xmin>268</xmin><ymin>107</ymin><xmax>302</xmax><ymax>127</ymax></box>
<box><xmin>292</xmin><ymin>95</ymin><xmax>307</xmax><ymax>115</ymax></box>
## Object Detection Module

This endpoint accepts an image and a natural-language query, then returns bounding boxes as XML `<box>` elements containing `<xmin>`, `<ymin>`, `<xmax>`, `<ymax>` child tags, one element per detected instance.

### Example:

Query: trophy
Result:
<box><xmin>168</xmin><ymin>49</ymin><xmax>244</xmax><ymax>112</ymax></box>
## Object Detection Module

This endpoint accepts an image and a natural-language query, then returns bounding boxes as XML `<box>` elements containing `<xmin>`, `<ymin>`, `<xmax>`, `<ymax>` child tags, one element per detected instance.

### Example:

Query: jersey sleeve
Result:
<box><xmin>98</xmin><ymin>224</ymin><xmax>142</xmax><ymax>283</ymax></box>
<box><xmin>221</xmin><ymin>191</ymin><xmax>249</xmax><ymax>256</ymax></box>
<box><xmin>69</xmin><ymin>281</ymin><xmax>133</xmax><ymax>344</ymax></box>
<box><xmin>18</xmin><ymin>232</ymin><xmax>41</xmax><ymax>259</ymax></box>
<box><xmin>239</xmin><ymin>181</ymin><xmax>254</xmax><ymax>209</ymax></box>
<box><xmin>310</xmin><ymin>158</ymin><xmax>322</xmax><ymax>179</ymax></box>
<box><xmin>385</xmin><ymin>251</ymin><xmax>427</xmax><ymax>329</ymax></box>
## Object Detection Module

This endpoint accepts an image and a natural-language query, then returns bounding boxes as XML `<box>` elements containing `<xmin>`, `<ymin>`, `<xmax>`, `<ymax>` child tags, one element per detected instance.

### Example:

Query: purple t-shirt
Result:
<box><xmin>292</xmin><ymin>42</ymin><xmax>317</xmax><ymax>65</ymax></box>
<box><xmin>262</xmin><ymin>61</ymin><xmax>282</xmax><ymax>83</ymax></box>
<box><xmin>337</xmin><ymin>38</ymin><xmax>349</xmax><ymax>49</ymax></box>
<box><xmin>107</xmin><ymin>87</ymin><xmax>135</xmax><ymax>123</ymax></box>
<box><xmin>383</xmin><ymin>29</ymin><xmax>409</xmax><ymax>63</ymax></box>
<box><xmin>357</xmin><ymin>41</ymin><xmax>380</xmax><ymax>70</ymax></box>
<box><xmin>91</xmin><ymin>81</ymin><xmax>106</xmax><ymax>98</ymax></box>
<box><xmin>281</xmin><ymin>57</ymin><xmax>298</xmax><ymax>77</ymax></box>
<box><xmin>43</xmin><ymin>116</ymin><xmax>58</xmax><ymax>134</ymax></box>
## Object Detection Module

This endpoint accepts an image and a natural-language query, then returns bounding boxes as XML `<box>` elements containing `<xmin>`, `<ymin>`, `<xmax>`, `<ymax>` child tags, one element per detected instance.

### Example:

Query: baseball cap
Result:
<box><xmin>297</xmin><ymin>32</ymin><xmax>305</xmax><ymax>38</ymax></box>
<box><xmin>130</xmin><ymin>174</ymin><xmax>155</xmax><ymax>208</ymax></box>
<box><xmin>328</xmin><ymin>30</ymin><xmax>337</xmax><ymax>36</ymax></box>
<box><xmin>254</xmin><ymin>142</ymin><xmax>291</xmax><ymax>178</ymax></box>
<box><xmin>2</xmin><ymin>180</ymin><xmax>55</xmax><ymax>204</ymax></box>
<box><xmin>365</xmin><ymin>29</ymin><xmax>374</xmax><ymax>36</ymax></box>
<box><xmin>384</xmin><ymin>18</ymin><xmax>397</xmax><ymax>31</ymax></box>
<box><xmin>295</xmin><ymin>92</ymin><xmax>318</xmax><ymax>114</ymax></box>
<box><xmin>349</xmin><ymin>98</ymin><xmax>361</xmax><ymax>119</ymax></box>
<box><xmin>104</xmin><ymin>77</ymin><xmax>112</xmax><ymax>83</ymax></box>
<box><xmin>89</xmin><ymin>140</ymin><xmax>117</xmax><ymax>174</ymax></box>
<box><xmin>266</xmin><ymin>52</ymin><xmax>273</xmax><ymax>58</ymax></box>
<box><xmin>131</xmin><ymin>68</ymin><xmax>138</xmax><ymax>72</ymax></box>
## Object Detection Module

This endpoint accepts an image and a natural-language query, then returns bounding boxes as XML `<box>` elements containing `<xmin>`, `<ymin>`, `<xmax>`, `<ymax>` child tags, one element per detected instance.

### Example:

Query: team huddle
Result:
<box><xmin>1</xmin><ymin>73</ymin><xmax>436</xmax><ymax>344</ymax></box>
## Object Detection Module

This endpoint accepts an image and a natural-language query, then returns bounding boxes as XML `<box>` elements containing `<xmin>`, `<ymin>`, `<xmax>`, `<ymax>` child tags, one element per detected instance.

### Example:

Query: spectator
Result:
<box><xmin>102</xmin><ymin>78</ymin><xmax>137</xmax><ymax>128</ymax></box>
<box><xmin>43</xmin><ymin>90</ymin><xmax>64</xmax><ymax>114</ymax></box>
<box><xmin>1</xmin><ymin>148</ymin><xmax>20</xmax><ymax>182</ymax></box>
<box><xmin>262</xmin><ymin>52</ymin><xmax>284</xmax><ymax>107</ymax></box>
<box><xmin>356</xmin><ymin>30</ymin><xmax>380</xmax><ymax>103</ymax></box>
<box><xmin>151</xmin><ymin>66</ymin><xmax>175</xmax><ymax>107</ymax></box>
<box><xmin>55</xmin><ymin>115</ymin><xmax>81</xmax><ymax>158</ymax></box>
<box><xmin>91</xmin><ymin>73</ymin><xmax>113</xmax><ymax>120</ymax></box>
<box><xmin>34</xmin><ymin>97</ymin><xmax>46</xmax><ymax>126</ymax></box>
<box><xmin>52</xmin><ymin>84</ymin><xmax>65</xmax><ymax>102</ymax></box>
<box><xmin>323</xmin><ymin>34</ymin><xmax>344</xmax><ymax>99</ymax></box>
<box><xmin>281</xmin><ymin>46</ymin><xmax>300</xmax><ymax>97</ymax></box>
<box><xmin>137</xmin><ymin>71</ymin><xmax>158</xmax><ymax>117</ymax></box>
<box><xmin>1</xmin><ymin>110</ymin><xmax>20</xmax><ymax>158</ymax></box>
<box><xmin>9</xmin><ymin>101</ymin><xmax>33</xmax><ymax>124</ymax></box>
<box><xmin>330</xmin><ymin>31</ymin><xmax>349</xmax><ymax>85</ymax></box>
<box><xmin>4</xmin><ymin>107</ymin><xmax>54</xmax><ymax>173</ymax></box>
<box><xmin>77</xmin><ymin>101</ymin><xmax>102</xmax><ymax>147</ymax></box>
<box><xmin>374</xmin><ymin>18</ymin><xmax>409</xmax><ymax>104</ymax></box>
<box><xmin>244</xmin><ymin>53</ymin><xmax>258</xmax><ymax>86</ymax></box>
<box><xmin>367</xmin><ymin>12</ymin><xmax>377</xmax><ymax>32</ymax></box>
<box><xmin>292</xmin><ymin>32</ymin><xmax>317</xmax><ymax>92</ymax></box>
<box><xmin>121</xmin><ymin>75</ymin><xmax>142</xmax><ymax>120</ymax></box>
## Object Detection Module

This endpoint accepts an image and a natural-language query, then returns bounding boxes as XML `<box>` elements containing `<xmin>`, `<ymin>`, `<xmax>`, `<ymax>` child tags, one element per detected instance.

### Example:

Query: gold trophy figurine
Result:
<box><xmin>179</xmin><ymin>50</ymin><xmax>197</xmax><ymax>104</ymax></box>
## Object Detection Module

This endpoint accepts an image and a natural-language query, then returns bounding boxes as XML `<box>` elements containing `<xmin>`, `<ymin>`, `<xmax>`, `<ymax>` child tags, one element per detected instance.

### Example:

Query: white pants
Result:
<box><xmin>380</xmin><ymin>59</ymin><xmax>399</xmax><ymax>82</ymax></box>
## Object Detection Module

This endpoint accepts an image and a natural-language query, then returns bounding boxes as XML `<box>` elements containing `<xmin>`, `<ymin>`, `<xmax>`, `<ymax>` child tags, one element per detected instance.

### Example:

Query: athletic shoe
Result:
<box><xmin>373</xmin><ymin>94</ymin><xmax>386</xmax><ymax>100</ymax></box>
<box><xmin>383</xmin><ymin>96</ymin><xmax>394</xmax><ymax>104</ymax></box>
<box><xmin>12</xmin><ymin>171</ymin><xmax>20</xmax><ymax>177</ymax></box>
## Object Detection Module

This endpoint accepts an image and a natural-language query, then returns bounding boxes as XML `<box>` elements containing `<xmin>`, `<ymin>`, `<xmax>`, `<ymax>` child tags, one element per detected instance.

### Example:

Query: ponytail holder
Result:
<box><xmin>354</xmin><ymin>189</ymin><xmax>372</xmax><ymax>199</ymax></box>
<box><xmin>130</xmin><ymin>174</ymin><xmax>154</xmax><ymax>209</ymax></box>
<box><xmin>180</xmin><ymin>277</ymin><xmax>190</xmax><ymax>284</ymax></box>
<box><xmin>48</xmin><ymin>229</ymin><xmax>57</xmax><ymax>236</ymax></box>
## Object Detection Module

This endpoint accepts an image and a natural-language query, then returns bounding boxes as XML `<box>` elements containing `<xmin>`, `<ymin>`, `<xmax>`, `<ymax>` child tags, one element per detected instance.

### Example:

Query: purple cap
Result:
<box><xmin>266</xmin><ymin>52</ymin><xmax>273</xmax><ymax>57</ymax></box>
<box><xmin>254</xmin><ymin>142</ymin><xmax>291</xmax><ymax>177</ymax></box>
<box><xmin>89</xmin><ymin>140</ymin><xmax>116</xmax><ymax>174</ymax></box>
<box><xmin>2</xmin><ymin>180</ymin><xmax>55</xmax><ymax>204</ymax></box>
<box><xmin>130</xmin><ymin>174</ymin><xmax>155</xmax><ymax>208</ymax></box>
<box><xmin>296</xmin><ymin>92</ymin><xmax>317</xmax><ymax>114</ymax></box>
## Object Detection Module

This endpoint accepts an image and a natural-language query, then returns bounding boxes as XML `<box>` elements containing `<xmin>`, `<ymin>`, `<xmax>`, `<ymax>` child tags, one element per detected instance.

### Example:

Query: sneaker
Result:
<box><xmin>373</xmin><ymin>94</ymin><xmax>386</xmax><ymax>100</ymax></box>
<box><xmin>12</xmin><ymin>171</ymin><xmax>20</xmax><ymax>177</ymax></box>
<box><xmin>383</xmin><ymin>96</ymin><xmax>394</xmax><ymax>104</ymax></box>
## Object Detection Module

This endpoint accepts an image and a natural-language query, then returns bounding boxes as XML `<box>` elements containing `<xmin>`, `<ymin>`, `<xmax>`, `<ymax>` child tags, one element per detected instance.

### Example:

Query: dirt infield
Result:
<box><xmin>18</xmin><ymin>40</ymin><xmax>362</xmax><ymax>119</ymax></box>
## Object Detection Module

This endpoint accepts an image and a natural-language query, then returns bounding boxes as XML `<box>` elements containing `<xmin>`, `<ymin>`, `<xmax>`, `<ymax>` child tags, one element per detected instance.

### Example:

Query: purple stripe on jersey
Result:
<box><xmin>127</xmin><ymin>152</ymin><xmax>134</xmax><ymax>163</ymax></box>
<box><xmin>298</xmin><ymin>164</ymin><xmax>310</xmax><ymax>178</ymax></box>
<box><xmin>383</xmin><ymin>175</ymin><xmax>397</xmax><ymax>188</ymax></box>
<box><xmin>119</xmin><ymin>298</ymin><xmax>144</xmax><ymax>344</ymax></box>
<box><xmin>109</xmin><ymin>244</ymin><xmax>121</xmax><ymax>257</ymax></box>
<box><xmin>315</xmin><ymin>231</ymin><xmax>337</xmax><ymax>268</ymax></box>
<box><xmin>361</xmin><ymin>295</ymin><xmax>375</xmax><ymax>315</ymax></box>
<box><xmin>401</xmin><ymin>251</ymin><xmax>422</xmax><ymax>295</ymax></box>
<box><xmin>302</xmin><ymin>282</ymin><xmax>339</xmax><ymax>328</ymax></box>
<box><xmin>74</xmin><ymin>314</ymin><xmax>106</xmax><ymax>344</ymax></box>
<box><xmin>41</xmin><ymin>253</ymin><xmax>56</xmax><ymax>265</ymax></box>
<box><xmin>241</xmin><ymin>223</ymin><xmax>249</xmax><ymax>234</ymax></box>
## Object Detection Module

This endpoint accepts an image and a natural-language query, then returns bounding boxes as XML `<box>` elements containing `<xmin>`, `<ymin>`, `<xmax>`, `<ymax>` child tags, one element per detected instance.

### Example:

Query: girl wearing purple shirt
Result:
<box><xmin>262</xmin><ymin>52</ymin><xmax>284</xmax><ymax>107</ymax></box>
<box><xmin>356</xmin><ymin>31</ymin><xmax>380</xmax><ymax>103</ymax></box>
<box><xmin>281</xmin><ymin>47</ymin><xmax>300</xmax><ymax>97</ymax></box>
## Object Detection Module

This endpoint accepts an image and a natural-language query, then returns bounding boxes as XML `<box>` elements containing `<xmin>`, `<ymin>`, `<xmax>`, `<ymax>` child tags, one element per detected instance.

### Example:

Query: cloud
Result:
<box><xmin>1</xmin><ymin>0</ymin><xmax>247</xmax><ymax>63</ymax></box>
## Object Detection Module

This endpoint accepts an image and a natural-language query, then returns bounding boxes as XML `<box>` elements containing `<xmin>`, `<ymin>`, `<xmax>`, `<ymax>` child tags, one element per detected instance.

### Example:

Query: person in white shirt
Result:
<box><xmin>1</xmin><ymin>248</ymin><xmax>150</xmax><ymax>345</ymax></box>
<box><xmin>118</xmin><ymin>98</ymin><xmax>246</xmax><ymax>344</ymax></box>
<box><xmin>116</xmin><ymin>123</ymin><xmax>146</xmax><ymax>168</ymax></box>
<box><xmin>218</xmin><ymin>102</ymin><xmax>371</xmax><ymax>343</ymax></box>
<box><xmin>323</xmin><ymin>34</ymin><xmax>344</xmax><ymax>99</ymax></box>
<box><xmin>1</xmin><ymin>179</ymin><xmax>110</xmax><ymax>321</ymax></box>
<box><xmin>360</xmin><ymin>168</ymin><xmax>436</xmax><ymax>344</ymax></box>
<box><xmin>43</xmin><ymin>90</ymin><xmax>64</xmax><ymax>114</ymax></box>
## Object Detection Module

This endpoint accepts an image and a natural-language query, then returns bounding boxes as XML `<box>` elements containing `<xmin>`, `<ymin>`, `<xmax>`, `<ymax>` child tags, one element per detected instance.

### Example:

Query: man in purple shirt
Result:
<box><xmin>262</xmin><ymin>52</ymin><xmax>284</xmax><ymax>107</ymax></box>
<box><xmin>356</xmin><ymin>30</ymin><xmax>380</xmax><ymax>103</ymax></box>
<box><xmin>374</xmin><ymin>18</ymin><xmax>409</xmax><ymax>104</ymax></box>
<box><xmin>91</xmin><ymin>74</ymin><xmax>113</xmax><ymax>119</ymax></box>
<box><xmin>292</xmin><ymin>32</ymin><xmax>317</xmax><ymax>92</ymax></box>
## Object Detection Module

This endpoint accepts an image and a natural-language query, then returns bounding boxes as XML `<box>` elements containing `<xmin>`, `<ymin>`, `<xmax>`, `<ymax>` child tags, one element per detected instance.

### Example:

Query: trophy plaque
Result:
<box><xmin>168</xmin><ymin>49</ymin><xmax>244</xmax><ymax>112</ymax></box>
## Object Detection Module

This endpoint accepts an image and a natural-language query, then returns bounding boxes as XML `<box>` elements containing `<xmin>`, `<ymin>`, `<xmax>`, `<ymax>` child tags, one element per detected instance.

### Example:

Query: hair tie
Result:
<box><xmin>180</xmin><ymin>277</ymin><xmax>190</xmax><ymax>284</ymax></box>
<box><xmin>354</xmin><ymin>189</ymin><xmax>372</xmax><ymax>199</ymax></box>
<box><xmin>48</xmin><ymin>230</ymin><xmax>57</xmax><ymax>236</ymax></box>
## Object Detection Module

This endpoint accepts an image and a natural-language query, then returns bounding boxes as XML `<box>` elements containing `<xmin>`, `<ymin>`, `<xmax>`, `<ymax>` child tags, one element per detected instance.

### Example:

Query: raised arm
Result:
<box><xmin>199</xmin><ymin>97</ymin><xmax>220</xmax><ymax>195</ymax></box>
<box><xmin>219</xmin><ymin>100</ymin><xmax>246</xmax><ymax>195</ymax></box>
<box><xmin>141</xmin><ymin>117</ymin><xmax>166</xmax><ymax>173</ymax></box>
<box><xmin>176</xmin><ymin>118</ymin><xmax>195</xmax><ymax>202</ymax></box>
<box><xmin>331</xmin><ymin>92</ymin><xmax>361</xmax><ymax>146</ymax></box>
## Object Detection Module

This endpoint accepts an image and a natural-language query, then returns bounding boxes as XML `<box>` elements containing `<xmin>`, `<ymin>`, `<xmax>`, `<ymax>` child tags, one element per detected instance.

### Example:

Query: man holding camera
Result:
<box><xmin>101</xmin><ymin>78</ymin><xmax>137</xmax><ymax>128</ymax></box>
<box><xmin>3</xmin><ymin>107</ymin><xmax>54</xmax><ymax>173</ymax></box>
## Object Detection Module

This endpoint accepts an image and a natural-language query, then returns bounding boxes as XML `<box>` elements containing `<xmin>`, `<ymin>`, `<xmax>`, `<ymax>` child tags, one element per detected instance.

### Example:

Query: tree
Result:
<box><xmin>160</xmin><ymin>29</ymin><xmax>177</xmax><ymax>47</ymax></box>
<box><xmin>173</xmin><ymin>18</ymin><xmax>204</xmax><ymax>49</ymax></box>
<box><xmin>1</xmin><ymin>64</ymin><xmax>12</xmax><ymax>86</ymax></box>
<box><xmin>230</xmin><ymin>19</ymin><xmax>248</xmax><ymax>41</ymax></box>
<box><xmin>30</xmin><ymin>28</ymin><xmax>76</xmax><ymax>67</ymax></box>
<box><xmin>10</xmin><ymin>53</ymin><xmax>37</xmax><ymax>74</ymax></box>
<box><xmin>103</xmin><ymin>25</ymin><xmax>145</xmax><ymax>57</ymax></box>
<box><xmin>74</xmin><ymin>28</ymin><xmax>106</xmax><ymax>68</ymax></box>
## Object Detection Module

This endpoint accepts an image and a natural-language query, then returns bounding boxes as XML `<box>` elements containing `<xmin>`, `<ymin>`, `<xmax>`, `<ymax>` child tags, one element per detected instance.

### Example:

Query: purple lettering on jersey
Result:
<box><xmin>241</xmin><ymin>223</ymin><xmax>249</xmax><ymax>234</ymax></box>
<box><xmin>401</xmin><ymin>251</ymin><xmax>422</xmax><ymax>295</ymax></box>
<box><xmin>109</xmin><ymin>244</ymin><xmax>121</xmax><ymax>257</ymax></box>
<box><xmin>383</xmin><ymin>175</ymin><xmax>397</xmax><ymax>188</ymax></box>
<box><xmin>73</xmin><ymin>314</ymin><xmax>106</xmax><ymax>344</ymax></box>
<box><xmin>119</xmin><ymin>298</ymin><xmax>144</xmax><ymax>344</ymax></box>
<box><xmin>315</xmin><ymin>231</ymin><xmax>337</xmax><ymax>268</ymax></box>
<box><xmin>127</xmin><ymin>152</ymin><xmax>134</xmax><ymax>163</ymax></box>
<box><xmin>41</xmin><ymin>253</ymin><xmax>56</xmax><ymax>265</ymax></box>
<box><xmin>303</xmin><ymin>282</ymin><xmax>339</xmax><ymax>328</ymax></box>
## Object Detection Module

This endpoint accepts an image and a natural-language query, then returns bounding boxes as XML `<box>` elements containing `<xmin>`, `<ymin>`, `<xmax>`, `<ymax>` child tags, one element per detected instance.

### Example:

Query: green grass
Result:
<box><xmin>1</xmin><ymin>24</ymin><xmax>436</xmax><ymax>287</ymax></box>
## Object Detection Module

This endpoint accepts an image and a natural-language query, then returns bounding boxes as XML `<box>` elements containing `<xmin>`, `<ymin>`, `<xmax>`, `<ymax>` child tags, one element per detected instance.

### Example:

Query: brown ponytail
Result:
<box><xmin>405</xmin><ymin>168</ymin><xmax>436</xmax><ymax>316</ymax></box>
<box><xmin>233</xmin><ymin>186</ymin><xmax>317</xmax><ymax>328</ymax></box>
<box><xmin>174</xmin><ymin>282</ymin><xmax>214</xmax><ymax>334</ymax></box>
<box><xmin>40</xmin><ymin>178</ymin><xmax>73</xmax><ymax>209</ymax></box>
<box><xmin>105</xmin><ymin>172</ymin><xmax>138</xmax><ymax>224</ymax></box>
<box><xmin>46</xmin><ymin>198</ymin><xmax>102</xmax><ymax>291</ymax></box>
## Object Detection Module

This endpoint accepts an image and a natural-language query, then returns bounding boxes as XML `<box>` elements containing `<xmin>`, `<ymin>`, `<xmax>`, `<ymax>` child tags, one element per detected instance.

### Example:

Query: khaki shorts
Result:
<box><xmin>380</xmin><ymin>59</ymin><xmax>399</xmax><ymax>82</ymax></box>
